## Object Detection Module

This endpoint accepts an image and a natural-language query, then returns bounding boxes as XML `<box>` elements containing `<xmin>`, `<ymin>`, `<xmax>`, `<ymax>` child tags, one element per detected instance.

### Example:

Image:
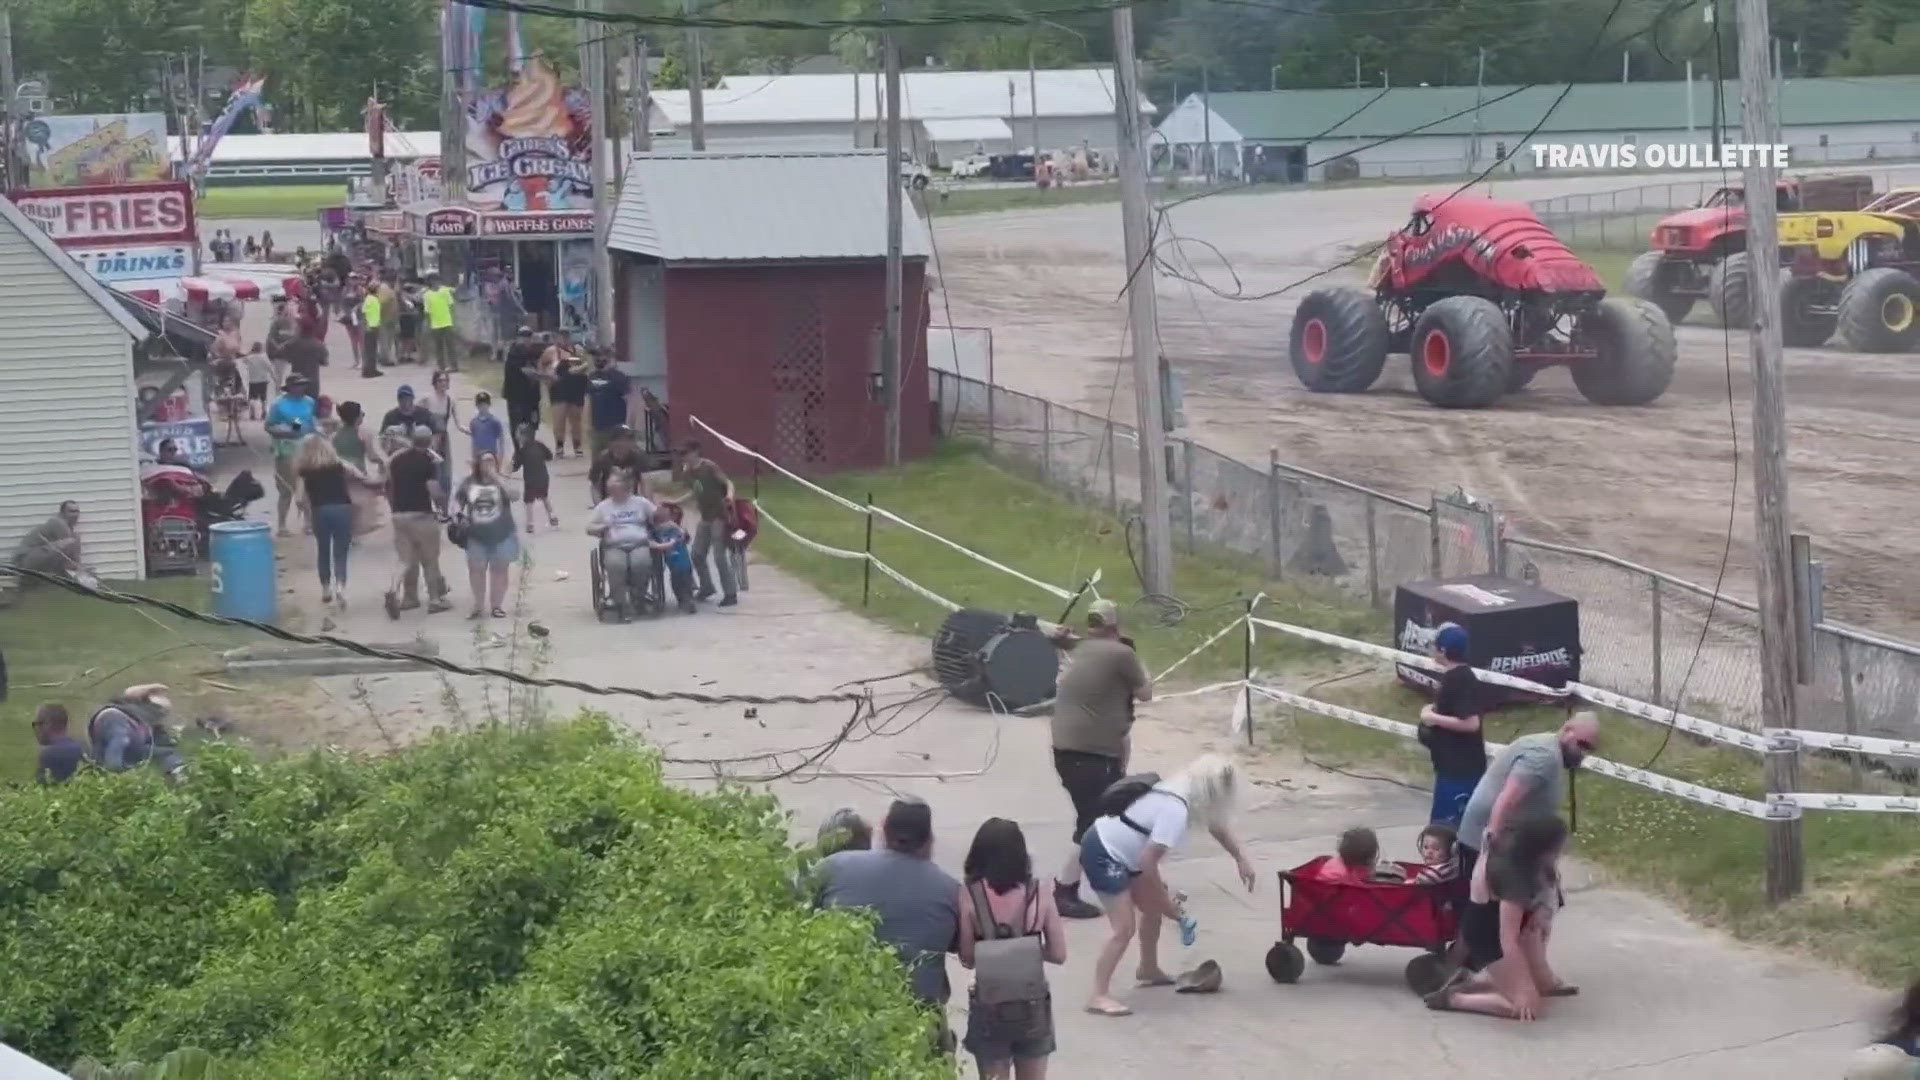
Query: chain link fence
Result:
<box><xmin>932</xmin><ymin>366</ymin><xmax>1920</xmax><ymax>745</ymax></box>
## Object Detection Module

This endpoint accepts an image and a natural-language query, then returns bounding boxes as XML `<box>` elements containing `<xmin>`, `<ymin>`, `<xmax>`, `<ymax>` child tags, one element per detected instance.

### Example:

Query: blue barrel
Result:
<box><xmin>208</xmin><ymin>520</ymin><xmax>276</xmax><ymax>623</ymax></box>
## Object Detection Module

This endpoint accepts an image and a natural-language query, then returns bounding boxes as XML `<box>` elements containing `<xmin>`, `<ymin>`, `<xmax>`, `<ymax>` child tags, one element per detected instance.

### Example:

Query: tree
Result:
<box><xmin>12</xmin><ymin>0</ymin><xmax>202</xmax><ymax>113</ymax></box>
<box><xmin>240</xmin><ymin>0</ymin><xmax>437</xmax><ymax>129</ymax></box>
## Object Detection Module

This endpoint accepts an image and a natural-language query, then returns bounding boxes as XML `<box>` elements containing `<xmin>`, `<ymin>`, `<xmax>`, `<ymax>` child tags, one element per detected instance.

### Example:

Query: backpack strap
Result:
<box><xmin>1021</xmin><ymin>878</ymin><xmax>1042</xmax><ymax>935</ymax></box>
<box><xmin>1120</xmin><ymin>790</ymin><xmax>1188</xmax><ymax>836</ymax></box>
<box><xmin>967</xmin><ymin>879</ymin><xmax>1007</xmax><ymax>941</ymax></box>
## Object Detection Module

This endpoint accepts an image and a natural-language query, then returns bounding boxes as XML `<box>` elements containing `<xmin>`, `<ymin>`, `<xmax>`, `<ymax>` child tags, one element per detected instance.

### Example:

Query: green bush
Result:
<box><xmin>0</xmin><ymin>718</ymin><xmax>947</xmax><ymax>1079</ymax></box>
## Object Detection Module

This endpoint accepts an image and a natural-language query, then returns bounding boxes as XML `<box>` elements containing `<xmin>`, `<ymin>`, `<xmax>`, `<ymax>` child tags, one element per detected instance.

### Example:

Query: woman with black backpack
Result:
<box><xmin>958</xmin><ymin>818</ymin><xmax>1066</xmax><ymax>1079</ymax></box>
<box><xmin>1075</xmin><ymin>754</ymin><xmax>1256</xmax><ymax>1017</ymax></box>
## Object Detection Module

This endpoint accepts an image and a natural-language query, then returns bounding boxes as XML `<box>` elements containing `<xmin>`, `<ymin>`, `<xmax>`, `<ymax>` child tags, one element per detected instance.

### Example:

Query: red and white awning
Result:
<box><xmin>116</xmin><ymin>271</ymin><xmax>303</xmax><ymax>307</ymax></box>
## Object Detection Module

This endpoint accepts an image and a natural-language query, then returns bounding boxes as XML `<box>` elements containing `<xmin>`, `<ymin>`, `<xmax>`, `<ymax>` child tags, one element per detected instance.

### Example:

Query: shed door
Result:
<box><xmin>771</xmin><ymin>291</ymin><xmax>828</xmax><ymax>468</ymax></box>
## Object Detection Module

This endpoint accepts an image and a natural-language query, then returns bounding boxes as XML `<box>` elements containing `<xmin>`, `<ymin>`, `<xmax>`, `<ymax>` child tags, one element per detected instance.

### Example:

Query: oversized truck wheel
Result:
<box><xmin>1623</xmin><ymin>251</ymin><xmax>1695</xmax><ymax>324</ymax></box>
<box><xmin>1289</xmin><ymin>288</ymin><xmax>1389</xmax><ymax>393</ymax></box>
<box><xmin>1573</xmin><ymin>297</ymin><xmax>1676</xmax><ymax>406</ymax></box>
<box><xmin>1836</xmin><ymin>267</ymin><xmax>1920</xmax><ymax>352</ymax></box>
<box><xmin>1780</xmin><ymin>275</ymin><xmax>1839</xmax><ymax>348</ymax></box>
<box><xmin>1706</xmin><ymin>252</ymin><xmax>1752</xmax><ymax>329</ymax></box>
<box><xmin>1409</xmin><ymin>296</ymin><xmax>1512</xmax><ymax>409</ymax></box>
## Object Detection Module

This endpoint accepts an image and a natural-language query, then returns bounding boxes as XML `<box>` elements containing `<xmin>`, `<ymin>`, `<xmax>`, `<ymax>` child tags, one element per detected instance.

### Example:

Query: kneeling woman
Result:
<box><xmin>1075</xmin><ymin>754</ymin><xmax>1256</xmax><ymax>1017</ymax></box>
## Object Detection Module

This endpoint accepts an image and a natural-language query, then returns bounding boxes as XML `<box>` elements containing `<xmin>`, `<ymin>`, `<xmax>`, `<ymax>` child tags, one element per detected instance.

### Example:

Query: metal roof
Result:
<box><xmin>1178</xmin><ymin>75</ymin><xmax>1920</xmax><ymax>142</ymax></box>
<box><xmin>608</xmin><ymin>150</ymin><xmax>933</xmax><ymax>263</ymax></box>
<box><xmin>648</xmin><ymin>67</ymin><xmax>1150</xmax><ymax>127</ymax></box>
<box><xmin>922</xmin><ymin>117</ymin><xmax>1013</xmax><ymax>142</ymax></box>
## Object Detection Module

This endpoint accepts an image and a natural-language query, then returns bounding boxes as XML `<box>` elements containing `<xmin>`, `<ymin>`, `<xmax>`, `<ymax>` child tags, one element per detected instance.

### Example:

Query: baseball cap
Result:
<box><xmin>1434</xmin><ymin>623</ymin><xmax>1469</xmax><ymax>661</ymax></box>
<box><xmin>517</xmin><ymin>325</ymin><xmax>533</xmax><ymax>334</ymax></box>
<box><xmin>1087</xmin><ymin>598</ymin><xmax>1120</xmax><ymax>627</ymax></box>
<box><xmin>396</xmin><ymin>384</ymin><xmax>416</xmax><ymax>399</ymax></box>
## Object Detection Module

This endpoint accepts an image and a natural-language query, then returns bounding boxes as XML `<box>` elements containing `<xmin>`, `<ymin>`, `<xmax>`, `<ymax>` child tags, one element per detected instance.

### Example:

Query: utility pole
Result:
<box><xmin>1735</xmin><ymin>0</ymin><xmax>1803</xmax><ymax>903</ymax></box>
<box><xmin>1112</xmin><ymin>3</ymin><xmax>1173</xmax><ymax>595</ymax></box>
<box><xmin>1471</xmin><ymin>47</ymin><xmax>1486</xmax><ymax>171</ymax></box>
<box><xmin>632</xmin><ymin>36</ymin><xmax>651</xmax><ymax>153</ymax></box>
<box><xmin>1685</xmin><ymin>58</ymin><xmax>1695</xmax><ymax>135</ymax></box>
<box><xmin>1200</xmin><ymin>64</ymin><xmax>1212</xmax><ymax>182</ymax></box>
<box><xmin>1</xmin><ymin>7</ymin><xmax>16</xmax><ymax>190</ymax></box>
<box><xmin>852</xmin><ymin>65</ymin><xmax>862</xmax><ymax>148</ymax></box>
<box><xmin>881</xmin><ymin>11</ymin><xmax>904</xmax><ymax>466</ymax></box>
<box><xmin>683</xmin><ymin>0</ymin><xmax>706</xmax><ymax>150</ymax></box>
<box><xmin>1028</xmin><ymin>43</ymin><xmax>1040</xmax><ymax>163</ymax></box>
<box><xmin>441</xmin><ymin>0</ymin><xmax>467</xmax><ymax>203</ymax></box>
<box><xmin>1622</xmin><ymin>49</ymin><xmax>1629</xmax><ymax>83</ymax></box>
<box><xmin>1353</xmin><ymin>54</ymin><xmax>1361</xmax><ymax>88</ymax></box>
<box><xmin>580</xmin><ymin>0</ymin><xmax>615</xmax><ymax>348</ymax></box>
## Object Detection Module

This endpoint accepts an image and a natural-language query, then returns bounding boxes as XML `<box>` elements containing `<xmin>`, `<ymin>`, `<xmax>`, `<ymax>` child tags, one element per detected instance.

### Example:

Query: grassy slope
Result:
<box><xmin>751</xmin><ymin>442</ymin><xmax>1920</xmax><ymax>986</ymax></box>
<box><xmin>0</xmin><ymin>579</ymin><xmax>246</xmax><ymax>785</ymax></box>
<box><xmin>198</xmin><ymin>185</ymin><xmax>343</xmax><ymax>220</ymax></box>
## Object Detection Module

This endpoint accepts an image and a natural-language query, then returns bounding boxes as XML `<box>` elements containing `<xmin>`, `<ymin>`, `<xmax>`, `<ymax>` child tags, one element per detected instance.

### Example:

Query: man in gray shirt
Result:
<box><xmin>815</xmin><ymin>798</ymin><xmax>960</xmax><ymax>1013</ymax></box>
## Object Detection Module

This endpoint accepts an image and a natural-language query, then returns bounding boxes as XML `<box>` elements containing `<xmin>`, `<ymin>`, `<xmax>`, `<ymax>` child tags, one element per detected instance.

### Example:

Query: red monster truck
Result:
<box><xmin>1624</xmin><ymin>175</ymin><xmax>1873</xmax><ymax>326</ymax></box>
<box><xmin>1288</xmin><ymin>194</ymin><xmax>1676</xmax><ymax>410</ymax></box>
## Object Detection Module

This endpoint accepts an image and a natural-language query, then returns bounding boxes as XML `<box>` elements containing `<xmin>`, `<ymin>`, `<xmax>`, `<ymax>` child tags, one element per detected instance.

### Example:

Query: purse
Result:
<box><xmin>446</xmin><ymin>514</ymin><xmax>470</xmax><ymax>549</ymax></box>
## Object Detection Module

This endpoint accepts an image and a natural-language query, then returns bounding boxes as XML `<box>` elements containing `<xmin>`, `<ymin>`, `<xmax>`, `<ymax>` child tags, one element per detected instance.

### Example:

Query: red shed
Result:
<box><xmin>608</xmin><ymin>149</ymin><xmax>933</xmax><ymax>474</ymax></box>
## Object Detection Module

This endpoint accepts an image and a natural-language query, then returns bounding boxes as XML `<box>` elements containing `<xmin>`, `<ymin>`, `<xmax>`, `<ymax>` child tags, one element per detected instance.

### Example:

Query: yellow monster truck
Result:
<box><xmin>1776</xmin><ymin>188</ymin><xmax>1920</xmax><ymax>351</ymax></box>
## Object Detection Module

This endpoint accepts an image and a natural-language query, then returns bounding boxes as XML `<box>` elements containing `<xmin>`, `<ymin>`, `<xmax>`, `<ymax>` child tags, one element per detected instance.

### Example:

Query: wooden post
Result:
<box><xmin>1243</xmin><ymin>596</ymin><xmax>1255</xmax><ymax>746</ymax></box>
<box><xmin>1040</xmin><ymin>399</ymin><xmax>1051</xmax><ymax>482</ymax></box>
<box><xmin>1267</xmin><ymin>447</ymin><xmax>1283</xmax><ymax>579</ymax></box>
<box><xmin>1428</xmin><ymin>499</ymin><xmax>1443</xmax><ymax>578</ymax></box>
<box><xmin>1838</xmin><ymin>635</ymin><xmax>1863</xmax><ymax>788</ymax></box>
<box><xmin>1736</xmin><ymin>0</ymin><xmax>1803</xmax><ymax>903</ymax></box>
<box><xmin>683</xmin><ymin>0</ymin><xmax>706</xmax><ymax>150</ymax></box>
<box><xmin>861</xmin><ymin>492</ymin><xmax>875</xmax><ymax>606</ymax></box>
<box><xmin>1182</xmin><ymin>440</ymin><xmax>1196</xmax><ymax>553</ymax></box>
<box><xmin>1106</xmin><ymin>425</ymin><xmax>1119</xmax><ymax>513</ymax></box>
<box><xmin>880</xmin><ymin>10</ymin><xmax>904</xmax><ymax>466</ymax></box>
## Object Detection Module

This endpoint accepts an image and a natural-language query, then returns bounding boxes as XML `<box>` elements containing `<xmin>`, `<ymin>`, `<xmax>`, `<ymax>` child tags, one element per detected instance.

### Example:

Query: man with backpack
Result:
<box><xmin>814</xmin><ymin>798</ymin><xmax>961</xmax><ymax>1050</ymax></box>
<box><xmin>87</xmin><ymin>684</ymin><xmax>186</xmax><ymax>778</ymax></box>
<box><xmin>1045</xmin><ymin>598</ymin><xmax>1152</xmax><ymax>919</ymax></box>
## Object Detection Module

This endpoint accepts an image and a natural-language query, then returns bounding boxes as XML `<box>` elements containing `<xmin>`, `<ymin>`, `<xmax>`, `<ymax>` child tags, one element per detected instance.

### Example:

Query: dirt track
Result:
<box><xmin>930</xmin><ymin>173</ymin><xmax>1920</xmax><ymax>636</ymax></box>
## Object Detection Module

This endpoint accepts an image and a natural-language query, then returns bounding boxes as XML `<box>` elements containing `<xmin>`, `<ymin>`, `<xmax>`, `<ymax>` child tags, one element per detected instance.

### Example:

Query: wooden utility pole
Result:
<box><xmin>1112</xmin><ymin>3</ymin><xmax>1173</xmax><ymax>594</ymax></box>
<box><xmin>1735</xmin><ymin>0</ymin><xmax>1803</xmax><ymax>902</ymax></box>
<box><xmin>632</xmin><ymin>36</ymin><xmax>651</xmax><ymax>153</ymax></box>
<box><xmin>580</xmin><ymin>0</ymin><xmax>615</xmax><ymax>347</ymax></box>
<box><xmin>1028</xmin><ymin>44</ymin><xmax>1040</xmax><ymax>162</ymax></box>
<box><xmin>1200</xmin><ymin>64</ymin><xmax>1211</xmax><ymax>181</ymax></box>
<box><xmin>1</xmin><ymin>8</ymin><xmax>17</xmax><ymax>190</ymax></box>
<box><xmin>683</xmin><ymin>0</ymin><xmax>706</xmax><ymax>150</ymax></box>
<box><xmin>881</xmin><ymin>13</ymin><xmax>904</xmax><ymax>466</ymax></box>
<box><xmin>441</xmin><ymin>0</ymin><xmax>467</xmax><ymax>203</ymax></box>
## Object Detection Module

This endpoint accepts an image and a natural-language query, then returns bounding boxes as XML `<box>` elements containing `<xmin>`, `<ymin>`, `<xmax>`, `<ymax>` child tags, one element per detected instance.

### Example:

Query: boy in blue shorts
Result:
<box><xmin>1417</xmin><ymin>623</ymin><xmax>1486</xmax><ymax>828</ymax></box>
<box><xmin>649</xmin><ymin>506</ymin><xmax>698</xmax><ymax>614</ymax></box>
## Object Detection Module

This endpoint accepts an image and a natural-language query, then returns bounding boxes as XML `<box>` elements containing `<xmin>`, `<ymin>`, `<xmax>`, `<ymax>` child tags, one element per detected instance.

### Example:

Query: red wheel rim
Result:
<box><xmin>1301</xmin><ymin>318</ymin><xmax>1328</xmax><ymax>365</ymax></box>
<box><xmin>1421</xmin><ymin>328</ymin><xmax>1451</xmax><ymax>377</ymax></box>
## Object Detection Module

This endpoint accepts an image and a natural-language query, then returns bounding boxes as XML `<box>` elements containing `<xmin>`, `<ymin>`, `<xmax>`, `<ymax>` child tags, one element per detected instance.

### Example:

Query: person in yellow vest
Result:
<box><xmin>359</xmin><ymin>286</ymin><xmax>384</xmax><ymax>377</ymax></box>
<box><xmin>422</xmin><ymin>273</ymin><xmax>460</xmax><ymax>373</ymax></box>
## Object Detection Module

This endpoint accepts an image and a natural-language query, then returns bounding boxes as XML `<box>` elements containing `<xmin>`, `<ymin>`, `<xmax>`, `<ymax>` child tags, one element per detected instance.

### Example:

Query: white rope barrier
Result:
<box><xmin>1771</xmin><ymin>792</ymin><xmax>1920</xmax><ymax>814</ymax></box>
<box><xmin>1770</xmin><ymin>729</ymin><xmax>1920</xmax><ymax>761</ymax></box>
<box><xmin>1567</xmin><ymin>682</ymin><xmax>1773</xmax><ymax>755</ymax></box>
<box><xmin>1249</xmin><ymin>616</ymin><xmax>1572</xmax><ymax>698</ymax></box>
<box><xmin>757</xmin><ymin>507</ymin><xmax>962</xmax><ymax>613</ymax></box>
<box><xmin>1247</xmin><ymin>682</ymin><xmax>1781</xmax><ymax>820</ymax></box>
<box><xmin>695</xmin><ymin>415</ymin><xmax>1074</xmax><ymax>601</ymax></box>
<box><xmin>1156</xmin><ymin>594</ymin><xmax>1265</xmax><ymax>683</ymax></box>
<box><xmin>1156</xmin><ymin>679</ymin><xmax>1248</xmax><ymax>701</ymax></box>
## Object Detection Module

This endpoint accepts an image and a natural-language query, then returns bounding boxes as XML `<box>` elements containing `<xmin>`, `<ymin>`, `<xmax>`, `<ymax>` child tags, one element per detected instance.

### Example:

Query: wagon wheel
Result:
<box><xmin>1306</xmin><ymin>937</ymin><xmax>1347</xmax><ymax>966</ymax></box>
<box><xmin>1265</xmin><ymin>941</ymin><xmax>1306</xmax><ymax>984</ymax></box>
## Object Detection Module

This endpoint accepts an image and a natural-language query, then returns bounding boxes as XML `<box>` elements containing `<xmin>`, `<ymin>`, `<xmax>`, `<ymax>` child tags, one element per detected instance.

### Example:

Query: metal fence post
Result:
<box><xmin>1106</xmin><ymin>425</ymin><xmax>1119</xmax><ymax>513</ymax></box>
<box><xmin>987</xmin><ymin>378</ymin><xmax>997</xmax><ymax>457</ymax></box>
<box><xmin>1040</xmin><ymin>399</ymin><xmax>1051</xmax><ymax>483</ymax></box>
<box><xmin>1267</xmin><ymin>447</ymin><xmax>1283</xmax><ymax>579</ymax></box>
<box><xmin>1650</xmin><ymin>576</ymin><xmax>1664</xmax><ymax>705</ymax></box>
<box><xmin>861</xmin><ymin>492</ymin><xmax>875</xmax><ymax>607</ymax></box>
<box><xmin>1838</xmin><ymin>635</ymin><xmax>1864</xmax><ymax>788</ymax></box>
<box><xmin>1365</xmin><ymin>497</ymin><xmax>1379</xmax><ymax>607</ymax></box>
<box><xmin>1481</xmin><ymin>505</ymin><xmax>1498</xmax><ymax>575</ymax></box>
<box><xmin>1183</xmin><ymin>439</ymin><xmax>1197</xmax><ymax>554</ymax></box>
<box><xmin>1428</xmin><ymin>498</ymin><xmax>1442</xmax><ymax>577</ymax></box>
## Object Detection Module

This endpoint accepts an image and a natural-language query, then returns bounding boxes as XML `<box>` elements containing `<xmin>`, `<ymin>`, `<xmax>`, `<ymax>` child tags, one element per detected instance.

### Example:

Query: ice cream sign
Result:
<box><xmin>466</xmin><ymin>56</ymin><xmax>593</xmax><ymax>211</ymax></box>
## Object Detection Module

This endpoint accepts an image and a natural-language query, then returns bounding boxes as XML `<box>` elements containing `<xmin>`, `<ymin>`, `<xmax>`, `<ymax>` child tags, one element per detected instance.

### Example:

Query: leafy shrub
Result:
<box><xmin>0</xmin><ymin>718</ymin><xmax>946</xmax><ymax>1079</ymax></box>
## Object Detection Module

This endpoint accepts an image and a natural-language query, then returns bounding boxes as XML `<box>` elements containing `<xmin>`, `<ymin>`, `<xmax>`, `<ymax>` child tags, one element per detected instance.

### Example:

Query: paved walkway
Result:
<box><xmin>234</xmin><ymin>360</ymin><xmax>1882</xmax><ymax>1079</ymax></box>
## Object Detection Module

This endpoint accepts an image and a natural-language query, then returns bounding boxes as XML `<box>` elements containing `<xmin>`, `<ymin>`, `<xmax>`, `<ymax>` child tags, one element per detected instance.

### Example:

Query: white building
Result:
<box><xmin>0</xmin><ymin>195</ymin><xmax>150</xmax><ymax>579</ymax></box>
<box><xmin>646</xmin><ymin>68</ymin><xmax>1154</xmax><ymax>165</ymax></box>
<box><xmin>1155</xmin><ymin>75</ymin><xmax>1920</xmax><ymax>183</ymax></box>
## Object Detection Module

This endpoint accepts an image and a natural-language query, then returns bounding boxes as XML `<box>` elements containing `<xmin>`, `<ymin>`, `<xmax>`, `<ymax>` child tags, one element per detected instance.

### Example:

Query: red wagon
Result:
<box><xmin>1264</xmin><ymin>855</ymin><xmax>1458</xmax><ymax>995</ymax></box>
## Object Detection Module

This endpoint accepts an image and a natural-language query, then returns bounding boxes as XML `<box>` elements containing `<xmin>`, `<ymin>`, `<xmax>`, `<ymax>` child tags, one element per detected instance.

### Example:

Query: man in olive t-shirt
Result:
<box><xmin>1046</xmin><ymin>598</ymin><xmax>1151</xmax><ymax>918</ymax></box>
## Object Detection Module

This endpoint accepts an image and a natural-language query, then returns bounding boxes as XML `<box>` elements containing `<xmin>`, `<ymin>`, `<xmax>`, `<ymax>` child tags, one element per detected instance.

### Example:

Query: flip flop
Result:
<box><xmin>1135</xmin><ymin>973</ymin><xmax>1176</xmax><ymax>988</ymax></box>
<box><xmin>1084</xmin><ymin>1001</ymin><xmax>1133</xmax><ymax>1017</ymax></box>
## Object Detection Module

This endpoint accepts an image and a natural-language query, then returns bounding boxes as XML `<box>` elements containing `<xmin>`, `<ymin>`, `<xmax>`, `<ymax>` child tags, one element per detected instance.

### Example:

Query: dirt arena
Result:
<box><xmin>929</xmin><ymin>172</ymin><xmax>1920</xmax><ymax>636</ymax></box>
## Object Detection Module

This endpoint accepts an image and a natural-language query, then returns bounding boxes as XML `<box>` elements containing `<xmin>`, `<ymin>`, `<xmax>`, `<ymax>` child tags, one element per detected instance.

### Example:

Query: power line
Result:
<box><xmin>1</xmin><ymin>563</ymin><xmax>871</xmax><ymax>709</ymax></box>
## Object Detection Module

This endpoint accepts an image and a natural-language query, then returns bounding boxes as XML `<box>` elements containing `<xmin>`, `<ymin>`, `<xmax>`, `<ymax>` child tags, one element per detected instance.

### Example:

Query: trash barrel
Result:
<box><xmin>208</xmin><ymin>520</ymin><xmax>276</xmax><ymax>623</ymax></box>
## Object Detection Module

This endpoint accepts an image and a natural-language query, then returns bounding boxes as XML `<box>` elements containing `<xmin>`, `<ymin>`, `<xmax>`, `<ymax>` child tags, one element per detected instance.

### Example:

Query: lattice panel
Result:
<box><xmin>771</xmin><ymin>292</ymin><xmax>828</xmax><ymax>466</ymax></box>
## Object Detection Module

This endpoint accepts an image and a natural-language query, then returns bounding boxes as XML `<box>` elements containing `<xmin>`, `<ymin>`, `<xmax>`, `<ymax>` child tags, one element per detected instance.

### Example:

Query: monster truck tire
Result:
<box><xmin>1506</xmin><ymin>365</ymin><xmax>1538</xmax><ymax>393</ymax></box>
<box><xmin>1409</xmin><ymin>296</ymin><xmax>1512</xmax><ymax>409</ymax></box>
<box><xmin>1836</xmin><ymin>266</ymin><xmax>1920</xmax><ymax>352</ymax></box>
<box><xmin>1573</xmin><ymin>297</ymin><xmax>1676</xmax><ymax>406</ymax></box>
<box><xmin>1780</xmin><ymin>275</ymin><xmax>1839</xmax><ymax>348</ymax></box>
<box><xmin>1289</xmin><ymin>287</ymin><xmax>1389</xmax><ymax>393</ymax></box>
<box><xmin>1624</xmin><ymin>251</ymin><xmax>1695</xmax><ymax>324</ymax></box>
<box><xmin>1706</xmin><ymin>252</ymin><xmax>1752</xmax><ymax>329</ymax></box>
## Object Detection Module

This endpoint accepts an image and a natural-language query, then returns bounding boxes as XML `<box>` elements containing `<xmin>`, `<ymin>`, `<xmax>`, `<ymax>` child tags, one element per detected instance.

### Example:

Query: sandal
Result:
<box><xmin>491</xmin><ymin>607</ymin><xmax>507</xmax><ymax>619</ymax></box>
<box><xmin>1135</xmin><ymin>973</ymin><xmax>1176</xmax><ymax>988</ymax></box>
<box><xmin>1084</xmin><ymin>1000</ymin><xmax>1133</xmax><ymax>1017</ymax></box>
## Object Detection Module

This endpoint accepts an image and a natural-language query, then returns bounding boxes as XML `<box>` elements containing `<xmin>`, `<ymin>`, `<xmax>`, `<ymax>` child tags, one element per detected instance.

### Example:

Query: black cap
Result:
<box><xmin>882</xmin><ymin>798</ymin><xmax>932</xmax><ymax>850</ymax></box>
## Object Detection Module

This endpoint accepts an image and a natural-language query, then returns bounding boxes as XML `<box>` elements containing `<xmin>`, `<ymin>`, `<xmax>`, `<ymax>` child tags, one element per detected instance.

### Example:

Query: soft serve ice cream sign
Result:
<box><xmin>465</xmin><ymin>56</ymin><xmax>594</xmax><ymax>211</ymax></box>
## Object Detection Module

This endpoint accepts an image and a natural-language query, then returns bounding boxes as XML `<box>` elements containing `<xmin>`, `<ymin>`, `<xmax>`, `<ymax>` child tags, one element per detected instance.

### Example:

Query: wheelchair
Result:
<box><xmin>590</xmin><ymin>542</ymin><xmax>657</xmax><ymax>622</ymax></box>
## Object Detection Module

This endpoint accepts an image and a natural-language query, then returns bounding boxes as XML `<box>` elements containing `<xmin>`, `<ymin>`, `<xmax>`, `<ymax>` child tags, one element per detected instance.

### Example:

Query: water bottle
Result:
<box><xmin>1172</xmin><ymin>889</ymin><xmax>1198</xmax><ymax>947</ymax></box>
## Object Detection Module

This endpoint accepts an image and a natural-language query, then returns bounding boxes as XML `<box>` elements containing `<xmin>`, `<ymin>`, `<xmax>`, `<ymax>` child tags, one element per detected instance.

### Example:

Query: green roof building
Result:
<box><xmin>1153</xmin><ymin>76</ymin><xmax>1920</xmax><ymax>182</ymax></box>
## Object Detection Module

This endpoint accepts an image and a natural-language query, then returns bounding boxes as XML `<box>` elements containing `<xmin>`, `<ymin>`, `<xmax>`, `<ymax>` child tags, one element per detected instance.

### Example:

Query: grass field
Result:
<box><xmin>0</xmin><ymin>578</ymin><xmax>247</xmax><ymax>787</ymax></box>
<box><xmin>198</xmin><ymin>184</ymin><xmax>342</xmax><ymax>220</ymax></box>
<box><xmin>751</xmin><ymin>440</ymin><xmax>1920</xmax><ymax>986</ymax></box>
